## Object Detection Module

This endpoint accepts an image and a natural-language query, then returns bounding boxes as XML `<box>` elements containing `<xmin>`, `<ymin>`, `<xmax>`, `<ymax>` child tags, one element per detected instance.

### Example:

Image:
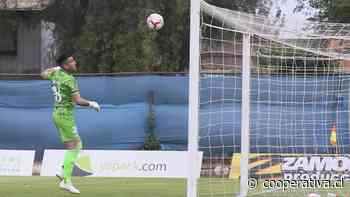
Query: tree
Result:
<box><xmin>295</xmin><ymin>0</ymin><xmax>350</xmax><ymax>22</ymax></box>
<box><xmin>42</xmin><ymin>0</ymin><xmax>90</xmax><ymax>54</ymax></box>
<box><xmin>40</xmin><ymin>0</ymin><xmax>273</xmax><ymax>73</ymax></box>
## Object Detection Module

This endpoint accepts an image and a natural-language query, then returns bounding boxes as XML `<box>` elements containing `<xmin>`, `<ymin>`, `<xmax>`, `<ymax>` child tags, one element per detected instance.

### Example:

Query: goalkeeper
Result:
<box><xmin>41</xmin><ymin>53</ymin><xmax>100</xmax><ymax>194</ymax></box>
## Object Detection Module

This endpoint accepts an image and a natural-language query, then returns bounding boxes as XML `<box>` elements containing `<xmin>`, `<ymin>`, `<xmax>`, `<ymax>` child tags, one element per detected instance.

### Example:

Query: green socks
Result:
<box><xmin>63</xmin><ymin>142</ymin><xmax>82</xmax><ymax>183</ymax></box>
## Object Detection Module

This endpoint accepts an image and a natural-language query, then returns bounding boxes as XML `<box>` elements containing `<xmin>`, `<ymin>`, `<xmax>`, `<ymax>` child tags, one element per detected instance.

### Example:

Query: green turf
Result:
<box><xmin>0</xmin><ymin>177</ymin><xmax>349</xmax><ymax>197</ymax></box>
<box><xmin>0</xmin><ymin>177</ymin><xmax>186</xmax><ymax>197</ymax></box>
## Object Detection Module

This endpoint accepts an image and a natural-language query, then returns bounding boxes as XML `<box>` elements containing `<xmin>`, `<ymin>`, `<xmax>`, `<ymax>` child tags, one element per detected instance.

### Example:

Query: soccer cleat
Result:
<box><xmin>56</xmin><ymin>165</ymin><xmax>64</xmax><ymax>181</ymax></box>
<box><xmin>56</xmin><ymin>173</ymin><xmax>63</xmax><ymax>181</ymax></box>
<box><xmin>59</xmin><ymin>180</ymin><xmax>80</xmax><ymax>194</ymax></box>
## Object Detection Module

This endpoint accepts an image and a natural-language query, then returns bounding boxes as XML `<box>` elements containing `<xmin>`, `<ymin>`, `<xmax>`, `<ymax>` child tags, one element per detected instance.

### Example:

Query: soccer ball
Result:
<box><xmin>147</xmin><ymin>13</ymin><xmax>164</xmax><ymax>30</ymax></box>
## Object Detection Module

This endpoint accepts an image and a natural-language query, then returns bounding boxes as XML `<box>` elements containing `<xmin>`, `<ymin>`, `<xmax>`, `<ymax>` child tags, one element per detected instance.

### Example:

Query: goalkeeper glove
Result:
<box><xmin>88</xmin><ymin>101</ymin><xmax>101</xmax><ymax>112</ymax></box>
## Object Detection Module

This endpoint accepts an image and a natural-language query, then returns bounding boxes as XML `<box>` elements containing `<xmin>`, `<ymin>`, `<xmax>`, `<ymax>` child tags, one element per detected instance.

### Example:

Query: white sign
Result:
<box><xmin>0</xmin><ymin>150</ymin><xmax>35</xmax><ymax>176</ymax></box>
<box><xmin>282</xmin><ymin>156</ymin><xmax>350</xmax><ymax>180</ymax></box>
<box><xmin>41</xmin><ymin>150</ymin><xmax>202</xmax><ymax>178</ymax></box>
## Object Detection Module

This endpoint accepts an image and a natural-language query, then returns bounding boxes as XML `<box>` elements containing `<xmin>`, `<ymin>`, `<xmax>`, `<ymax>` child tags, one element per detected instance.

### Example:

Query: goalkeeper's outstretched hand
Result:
<box><xmin>88</xmin><ymin>101</ymin><xmax>101</xmax><ymax>112</ymax></box>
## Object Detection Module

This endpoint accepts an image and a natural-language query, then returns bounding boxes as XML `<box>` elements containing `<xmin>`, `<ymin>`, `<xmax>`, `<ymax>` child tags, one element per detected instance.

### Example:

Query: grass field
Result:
<box><xmin>0</xmin><ymin>177</ymin><xmax>349</xmax><ymax>197</ymax></box>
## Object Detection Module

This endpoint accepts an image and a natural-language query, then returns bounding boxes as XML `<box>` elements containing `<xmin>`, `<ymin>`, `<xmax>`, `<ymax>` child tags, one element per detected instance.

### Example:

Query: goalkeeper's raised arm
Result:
<box><xmin>40</xmin><ymin>66</ymin><xmax>60</xmax><ymax>80</ymax></box>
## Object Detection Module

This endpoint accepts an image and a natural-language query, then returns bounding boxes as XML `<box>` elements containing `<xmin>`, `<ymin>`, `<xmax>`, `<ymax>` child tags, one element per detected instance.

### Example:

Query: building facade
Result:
<box><xmin>0</xmin><ymin>0</ymin><xmax>54</xmax><ymax>74</ymax></box>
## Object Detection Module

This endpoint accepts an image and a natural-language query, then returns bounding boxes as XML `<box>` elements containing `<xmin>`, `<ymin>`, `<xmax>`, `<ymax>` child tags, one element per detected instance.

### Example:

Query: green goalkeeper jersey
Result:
<box><xmin>47</xmin><ymin>68</ymin><xmax>79</xmax><ymax>110</ymax></box>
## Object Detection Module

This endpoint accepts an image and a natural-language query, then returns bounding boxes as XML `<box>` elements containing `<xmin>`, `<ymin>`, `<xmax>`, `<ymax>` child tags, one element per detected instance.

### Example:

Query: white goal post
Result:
<box><xmin>187</xmin><ymin>0</ymin><xmax>201</xmax><ymax>197</ymax></box>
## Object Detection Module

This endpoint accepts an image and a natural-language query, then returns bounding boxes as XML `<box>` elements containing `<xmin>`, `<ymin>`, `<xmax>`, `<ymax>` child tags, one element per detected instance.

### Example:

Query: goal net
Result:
<box><xmin>189</xmin><ymin>0</ymin><xmax>350</xmax><ymax>196</ymax></box>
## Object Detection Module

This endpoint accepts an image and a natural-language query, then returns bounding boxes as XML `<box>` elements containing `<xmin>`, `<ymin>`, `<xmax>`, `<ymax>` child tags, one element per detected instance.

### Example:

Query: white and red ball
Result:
<box><xmin>147</xmin><ymin>13</ymin><xmax>164</xmax><ymax>30</ymax></box>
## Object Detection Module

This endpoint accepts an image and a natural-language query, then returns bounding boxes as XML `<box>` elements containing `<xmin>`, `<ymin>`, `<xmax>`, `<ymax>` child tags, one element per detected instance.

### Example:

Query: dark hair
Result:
<box><xmin>56</xmin><ymin>53</ymin><xmax>73</xmax><ymax>65</ymax></box>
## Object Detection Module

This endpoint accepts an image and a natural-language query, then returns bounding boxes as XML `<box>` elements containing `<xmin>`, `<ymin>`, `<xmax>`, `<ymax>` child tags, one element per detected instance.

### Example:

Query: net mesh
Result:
<box><xmin>197</xmin><ymin>1</ymin><xmax>350</xmax><ymax>196</ymax></box>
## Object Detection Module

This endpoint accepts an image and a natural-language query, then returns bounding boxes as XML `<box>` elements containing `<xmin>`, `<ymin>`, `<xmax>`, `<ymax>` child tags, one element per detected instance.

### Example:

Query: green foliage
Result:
<box><xmin>143</xmin><ymin>132</ymin><xmax>161</xmax><ymax>150</ymax></box>
<box><xmin>143</xmin><ymin>91</ymin><xmax>160</xmax><ymax>150</ymax></box>
<box><xmin>43</xmin><ymin>0</ymin><xmax>169</xmax><ymax>72</ymax></box>
<box><xmin>40</xmin><ymin>0</ymin><xmax>269</xmax><ymax>73</ymax></box>
<box><xmin>296</xmin><ymin>0</ymin><xmax>350</xmax><ymax>22</ymax></box>
<box><xmin>143</xmin><ymin>107</ymin><xmax>161</xmax><ymax>151</ymax></box>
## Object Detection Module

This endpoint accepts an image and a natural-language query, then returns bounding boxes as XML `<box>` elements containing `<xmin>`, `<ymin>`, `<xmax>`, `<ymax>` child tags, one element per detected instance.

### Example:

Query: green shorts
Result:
<box><xmin>52</xmin><ymin>108</ymin><xmax>80</xmax><ymax>142</ymax></box>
